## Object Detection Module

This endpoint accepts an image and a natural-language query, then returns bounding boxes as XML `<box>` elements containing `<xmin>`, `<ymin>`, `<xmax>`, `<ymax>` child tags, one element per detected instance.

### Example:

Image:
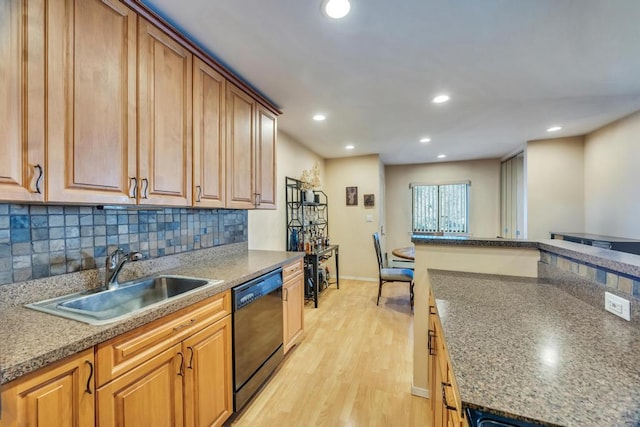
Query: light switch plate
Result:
<box><xmin>605</xmin><ymin>292</ymin><xmax>630</xmax><ymax>321</ymax></box>
<box><xmin>365</xmin><ymin>214</ymin><xmax>373</xmax><ymax>222</ymax></box>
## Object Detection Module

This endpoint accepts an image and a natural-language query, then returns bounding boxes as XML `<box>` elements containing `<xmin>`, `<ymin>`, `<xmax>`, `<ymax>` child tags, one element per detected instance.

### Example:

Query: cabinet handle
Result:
<box><xmin>177</xmin><ymin>352</ymin><xmax>184</xmax><ymax>376</ymax></box>
<box><xmin>84</xmin><ymin>360</ymin><xmax>94</xmax><ymax>394</ymax></box>
<box><xmin>34</xmin><ymin>164</ymin><xmax>43</xmax><ymax>194</ymax></box>
<box><xmin>441</xmin><ymin>382</ymin><xmax>457</xmax><ymax>411</ymax></box>
<box><xmin>187</xmin><ymin>346</ymin><xmax>194</xmax><ymax>369</ymax></box>
<box><xmin>254</xmin><ymin>193</ymin><xmax>261</xmax><ymax>206</ymax></box>
<box><xmin>429</xmin><ymin>305</ymin><xmax>436</xmax><ymax>315</ymax></box>
<box><xmin>283</xmin><ymin>288</ymin><xmax>289</xmax><ymax>302</ymax></box>
<box><xmin>141</xmin><ymin>178</ymin><xmax>149</xmax><ymax>199</ymax></box>
<box><xmin>129</xmin><ymin>177</ymin><xmax>137</xmax><ymax>198</ymax></box>
<box><xmin>173</xmin><ymin>318</ymin><xmax>196</xmax><ymax>332</ymax></box>
<box><xmin>195</xmin><ymin>185</ymin><xmax>202</xmax><ymax>202</ymax></box>
<box><xmin>427</xmin><ymin>329</ymin><xmax>436</xmax><ymax>356</ymax></box>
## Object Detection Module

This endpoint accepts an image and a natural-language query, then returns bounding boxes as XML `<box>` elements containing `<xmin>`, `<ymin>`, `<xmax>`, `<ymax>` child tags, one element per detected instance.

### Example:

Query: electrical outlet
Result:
<box><xmin>605</xmin><ymin>292</ymin><xmax>631</xmax><ymax>321</ymax></box>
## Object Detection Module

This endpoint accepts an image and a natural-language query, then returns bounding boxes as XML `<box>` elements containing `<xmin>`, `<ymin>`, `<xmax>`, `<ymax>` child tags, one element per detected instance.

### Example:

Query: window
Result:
<box><xmin>412</xmin><ymin>183</ymin><xmax>469</xmax><ymax>233</ymax></box>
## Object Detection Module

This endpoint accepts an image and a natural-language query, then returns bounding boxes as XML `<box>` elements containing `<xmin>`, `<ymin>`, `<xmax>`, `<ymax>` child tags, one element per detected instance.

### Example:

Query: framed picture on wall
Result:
<box><xmin>364</xmin><ymin>194</ymin><xmax>374</xmax><ymax>207</ymax></box>
<box><xmin>346</xmin><ymin>186</ymin><xmax>358</xmax><ymax>206</ymax></box>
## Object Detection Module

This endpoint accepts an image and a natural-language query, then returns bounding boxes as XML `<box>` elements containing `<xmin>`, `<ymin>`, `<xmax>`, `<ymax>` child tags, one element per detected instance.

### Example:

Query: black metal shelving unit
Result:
<box><xmin>285</xmin><ymin>176</ymin><xmax>339</xmax><ymax>307</ymax></box>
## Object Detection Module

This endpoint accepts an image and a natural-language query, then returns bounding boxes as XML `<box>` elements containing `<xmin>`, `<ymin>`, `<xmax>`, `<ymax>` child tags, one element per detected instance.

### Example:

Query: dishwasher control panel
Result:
<box><xmin>232</xmin><ymin>268</ymin><xmax>283</xmax><ymax>310</ymax></box>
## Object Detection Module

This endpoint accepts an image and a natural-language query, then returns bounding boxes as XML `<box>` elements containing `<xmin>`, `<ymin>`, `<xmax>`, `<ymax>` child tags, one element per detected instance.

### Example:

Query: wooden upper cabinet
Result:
<box><xmin>0</xmin><ymin>348</ymin><xmax>95</xmax><ymax>427</ymax></box>
<box><xmin>225</xmin><ymin>83</ymin><xmax>256</xmax><ymax>209</ymax></box>
<box><xmin>46</xmin><ymin>0</ymin><xmax>137</xmax><ymax>204</ymax></box>
<box><xmin>256</xmin><ymin>106</ymin><xmax>277</xmax><ymax>209</ymax></box>
<box><xmin>0</xmin><ymin>0</ymin><xmax>45</xmax><ymax>202</ymax></box>
<box><xmin>138</xmin><ymin>18</ymin><xmax>193</xmax><ymax>207</ymax></box>
<box><xmin>193</xmin><ymin>57</ymin><xmax>226</xmax><ymax>208</ymax></box>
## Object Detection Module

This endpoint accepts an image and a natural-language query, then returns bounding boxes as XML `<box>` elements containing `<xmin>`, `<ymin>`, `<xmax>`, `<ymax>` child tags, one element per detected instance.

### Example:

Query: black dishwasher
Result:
<box><xmin>232</xmin><ymin>268</ymin><xmax>284</xmax><ymax>412</ymax></box>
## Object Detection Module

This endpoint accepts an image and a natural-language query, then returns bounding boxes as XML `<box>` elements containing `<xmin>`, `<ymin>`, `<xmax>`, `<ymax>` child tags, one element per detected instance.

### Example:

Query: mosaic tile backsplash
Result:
<box><xmin>0</xmin><ymin>204</ymin><xmax>247</xmax><ymax>285</ymax></box>
<box><xmin>540</xmin><ymin>250</ymin><xmax>640</xmax><ymax>299</ymax></box>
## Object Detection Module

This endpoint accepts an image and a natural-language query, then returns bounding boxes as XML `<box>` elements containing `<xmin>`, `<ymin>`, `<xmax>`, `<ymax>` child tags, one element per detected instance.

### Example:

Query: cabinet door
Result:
<box><xmin>283</xmin><ymin>275</ymin><xmax>304</xmax><ymax>353</ymax></box>
<box><xmin>97</xmin><ymin>344</ymin><xmax>184</xmax><ymax>427</ymax></box>
<box><xmin>183</xmin><ymin>315</ymin><xmax>233</xmax><ymax>427</ymax></box>
<box><xmin>193</xmin><ymin>57</ymin><xmax>226</xmax><ymax>208</ymax></box>
<box><xmin>0</xmin><ymin>0</ymin><xmax>45</xmax><ymax>202</ymax></box>
<box><xmin>47</xmin><ymin>0</ymin><xmax>137</xmax><ymax>204</ymax></box>
<box><xmin>138</xmin><ymin>18</ymin><xmax>193</xmax><ymax>206</ymax></box>
<box><xmin>226</xmin><ymin>83</ymin><xmax>256</xmax><ymax>209</ymax></box>
<box><xmin>0</xmin><ymin>349</ymin><xmax>94</xmax><ymax>427</ymax></box>
<box><xmin>432</xmin><ymin>345</ymin><xmax>445</xmax><ymax>427</ymax></box>
<box><xmin>255</xmin><ymin>106</ymin><xmax>277</xmax><ymax>209</ymax></box>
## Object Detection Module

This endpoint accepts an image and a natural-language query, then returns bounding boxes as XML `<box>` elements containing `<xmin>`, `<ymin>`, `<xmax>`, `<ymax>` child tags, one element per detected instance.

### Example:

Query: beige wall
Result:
<box><xmin>248</xmin><ymin>131</ymin><xmax>324</xmax><ymax>250</ymax></box>
<box><xmin>384</xmin><ymin>160</ymin><xmax>501</xmax><ymax>253</ymax></box>
<box><xmin>325</xmin><ymin>155</ymin><xmax>383</xmax><ymax>280</ymax></box>
<box><xmin>584</xmin><ymin>111</ymin><xmax>640</xmax><ymax>239</ymax></box>
<box><xmin>526</xmin><ymin>136</ymin><xmax>585</xmax><ymax>240</ymax></box>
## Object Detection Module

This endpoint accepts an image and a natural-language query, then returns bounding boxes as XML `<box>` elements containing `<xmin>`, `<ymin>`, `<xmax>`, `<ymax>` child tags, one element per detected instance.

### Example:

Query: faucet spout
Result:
<box><xmin>105</xmin><ymin>249</ymin><xmax>143</xmax><ymax>289</ymax></box>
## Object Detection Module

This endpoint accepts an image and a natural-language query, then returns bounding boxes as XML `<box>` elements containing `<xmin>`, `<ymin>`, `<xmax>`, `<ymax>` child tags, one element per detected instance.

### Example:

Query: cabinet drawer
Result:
<box><xmin>96</xmin><ymin>291</ymin><xmax>230</xmax><ymax>387</ymax></box>
<box><xmin>283</xmin><ymin>259</ymin><xmax>304</xmax><ymax>281</ymax></box>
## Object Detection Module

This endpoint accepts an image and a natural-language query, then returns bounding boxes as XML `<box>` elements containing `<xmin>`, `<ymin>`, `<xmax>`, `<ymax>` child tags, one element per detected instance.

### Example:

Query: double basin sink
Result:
<box><xmin>26</xmin><ymin>275</ymin><xmax>223</xmax><ymax>325</ymax></box>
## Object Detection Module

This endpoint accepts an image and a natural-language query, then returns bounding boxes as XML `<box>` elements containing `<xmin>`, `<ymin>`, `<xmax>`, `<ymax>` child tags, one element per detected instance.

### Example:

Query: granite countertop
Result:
<box><xmin>412</xmin><ymin>234</ymin><xmax>640</xmax><ymax>278</ymax></box>
<box><xmin>430</xmin><ymin>270</ymin><xmax>640</xmax><ymax>426</ymax></box>
<box><xmin>550</xmin><ymin>232</ymin><xmax>640</xmax><ymax>243</ymax></box>
<box><xmin>0</xmin><ymin>246</ymin><xmax>303</xmax><ymax>385</ymax></box>
<box><xmin>412</xmin><ymin>234</ymin><xmax>539</xmax><ymax>248</ymax></box>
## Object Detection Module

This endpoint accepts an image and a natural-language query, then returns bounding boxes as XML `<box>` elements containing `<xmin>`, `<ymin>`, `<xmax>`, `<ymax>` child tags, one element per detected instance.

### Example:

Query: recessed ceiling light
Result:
<box><xmin>313</xmin><ymin>114</ymin><xmax>326</xmax><ymax>121</ymax></box>
<box><xmin>345</xmin><ymin>144</ymin><xmax>355</xmax><ymax>150</ymax></box>
<box><xmin>437</xmin><ymin>154</ymin><xmax>447</xmax><ymax>159</ymax></box>
<box><xmin>419</xmin><ymin>137</ymin><xmax>431</xmax><ymax>143</ymax></box>
<box><xmin>432</xmin><ymin>95</ymin><xmax>450</xmax><ymax>104</ymax></box>
<box><xmin>323</xmin><ymin>0</ymin><xmax>351</xmax><ymax>19</ymax></box>
<box><xmin>547</xmin><ymin>126</ymin><xmax>562</xmax><ymax>132</ymax></box>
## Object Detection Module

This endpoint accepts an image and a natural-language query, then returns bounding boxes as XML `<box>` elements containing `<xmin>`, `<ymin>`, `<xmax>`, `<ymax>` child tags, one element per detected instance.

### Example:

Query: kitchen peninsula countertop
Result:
<box><xmin>412</xmin><ymin>234</ymin><xmax>539</xmax><ymax>248</ymax></box>
<box><xmin>430</xmin><ymin>270</ymin><xmax>640</xmax><ymax>426</ymax></box>
<box><xmin>413</xmin><ymin>234</ymin><xmax>640</xmax><ymax>278</ymax></box>
<box><xmin>0</xmin><ymin>244</ymin><xmax>303</xmax><ymax>385</ymax></box>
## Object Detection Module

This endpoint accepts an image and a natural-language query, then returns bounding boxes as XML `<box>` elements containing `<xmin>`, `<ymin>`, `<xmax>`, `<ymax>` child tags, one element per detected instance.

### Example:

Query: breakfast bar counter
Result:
<box><xmin>430</xmin><ymin>270</ymin><xmax>640</xmax><ymax>426</ymax></box>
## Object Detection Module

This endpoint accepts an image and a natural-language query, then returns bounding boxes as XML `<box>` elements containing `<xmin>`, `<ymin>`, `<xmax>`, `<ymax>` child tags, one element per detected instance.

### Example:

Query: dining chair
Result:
<box><xmin>372</xmin><ymin>232</ymin><xmax>414</xmax><ymax>308</ymax></box>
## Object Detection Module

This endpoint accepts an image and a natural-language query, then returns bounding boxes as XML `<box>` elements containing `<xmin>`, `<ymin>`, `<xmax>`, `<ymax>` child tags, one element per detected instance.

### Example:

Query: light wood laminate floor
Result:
<box><xmin>230</xmin><ymin>279</ymin><xmax>432</xmax><ymax>426</ymax></box>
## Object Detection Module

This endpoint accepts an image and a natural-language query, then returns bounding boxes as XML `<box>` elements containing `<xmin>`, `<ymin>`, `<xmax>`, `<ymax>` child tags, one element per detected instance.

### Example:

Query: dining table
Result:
<box><xmin>391</xmin><ymin>246</ymin><xmax>415</xmax><ymax>261</ymax></box>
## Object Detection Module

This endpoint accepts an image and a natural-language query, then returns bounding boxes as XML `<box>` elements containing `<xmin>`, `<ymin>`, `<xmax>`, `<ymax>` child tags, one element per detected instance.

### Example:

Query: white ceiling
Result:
<box><xmin>143</xmin><ymin>0</ymin><xmax>640</xmax><ymax>165</ymax></box>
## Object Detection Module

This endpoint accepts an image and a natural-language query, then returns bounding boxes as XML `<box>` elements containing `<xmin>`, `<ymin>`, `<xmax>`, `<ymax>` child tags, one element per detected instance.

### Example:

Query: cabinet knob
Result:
<box><xmin>141</xmin><ymin>178</ymin><xmax>149</xmax><ymax>199</ymax></box>
<box><xmin>129</xmin><ymin>177</ymin><xmax>138</xmax><ymax>198</ymax></box>
<box><xmin>441</xmin><ymin>382</ymin><xmax>457</xmax><ymax>411</ymax></box>
<box><xmin>34</xmin><ymin>164</ymin><xmax>43</xmax><ymax>194</ymax></box>
<box><xmin>177</xmin><ymin>352</ymin><xmax>184</xmax><ymax>376</ymax></box>
<box><xmin>84</xmin><ymin>360</ymin><xmax>94</xmax><ymax>394</ymax></box>
<box><xmin>187</xmin><ymin>346</ymin><xmax>194</xmax><ymax>369</ymax></box>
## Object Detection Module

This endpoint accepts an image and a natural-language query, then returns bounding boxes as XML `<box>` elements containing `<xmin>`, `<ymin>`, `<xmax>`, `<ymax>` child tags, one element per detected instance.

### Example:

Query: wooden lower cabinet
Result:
<box><xmin>283</xmin><ymin>259</ymin><xmax>305</xmax><ymax>353</ymax></box>
<box><xmin>0</xmin><ymin>348</ymin><xmax>95</xmax><ymax>427</ymax></box>
<box><xmin>96</xmin><ymin>291</ymin><xmax>233</xmax><ymax>427</ymax></box>
<box><xmin>0</xmin><ymin>292</ymin><xmax>233</xmax><ymax>427</ymax></box>
<box><xmin>429</xmin><ymin>290</ymin><xmax>467</xmax><ymax>427</ymax></box>
<box><xmin>97</xmin><ymin>344</ymin><xmax>184</xmax><ymax>427</ymax></box>
<box><xmin>183</xmin><ymin>316</ymin><xmax>233</xmax><ymax>427</ymax></box>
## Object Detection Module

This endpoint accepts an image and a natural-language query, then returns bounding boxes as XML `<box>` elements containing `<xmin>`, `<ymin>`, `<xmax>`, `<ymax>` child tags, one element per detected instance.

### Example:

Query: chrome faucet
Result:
<box><xmin>105</xmin><ymin>248</ymin><xmax>143</xmax><ymax>289</ymax></box>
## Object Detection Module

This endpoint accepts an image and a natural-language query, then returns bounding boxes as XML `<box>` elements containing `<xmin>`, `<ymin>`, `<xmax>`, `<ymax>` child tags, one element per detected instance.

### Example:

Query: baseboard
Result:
<box><xmin>411</xmin><ymin>384</ymin><xmax>429</xmax><ymax>399</ymax></box>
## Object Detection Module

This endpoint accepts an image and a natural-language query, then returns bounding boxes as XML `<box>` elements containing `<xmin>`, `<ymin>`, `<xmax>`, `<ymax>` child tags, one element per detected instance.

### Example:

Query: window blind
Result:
<box><xmin>412</xmin><ymin>183</ymin><xmax>469</xmax><ymax>233</ymax></box>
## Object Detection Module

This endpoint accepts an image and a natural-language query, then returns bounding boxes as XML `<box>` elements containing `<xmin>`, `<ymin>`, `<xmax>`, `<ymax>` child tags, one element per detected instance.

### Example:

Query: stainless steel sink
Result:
<box><xmin>26</xmin><ymin>275</ymin><xmax>223</xmax><ymax>325</ymax></box>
